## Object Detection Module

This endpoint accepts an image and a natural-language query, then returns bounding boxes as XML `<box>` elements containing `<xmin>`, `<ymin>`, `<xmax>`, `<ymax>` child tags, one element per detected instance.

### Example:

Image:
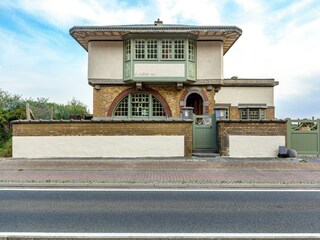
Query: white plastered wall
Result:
<box><xmin>229</xmin><ymin>135</ymin><xmax>285</xmax><ymax>157</ymax></box>
<box><xmin>12</xmin><ymin>136</ymin><xmax>184</xmax><ymax>158</ymax></box>
<box><xmin>215</xmin><ymin>87</ymin><xmax>274</xmax><ymax>106</ymax></box>
<box><xmin>197</xmin><ymin>41</ymin><xmax>223</xmax><ymax>80</ymax></box>
<box><xmin>13</xmin><ymin>136</ymin><xmax>185</xmax><ymax>158</ymax></box>
<box><xmin>88</xmin><ymin>41</ymin><xmax>123</xmax><ymax>80</ymax></box>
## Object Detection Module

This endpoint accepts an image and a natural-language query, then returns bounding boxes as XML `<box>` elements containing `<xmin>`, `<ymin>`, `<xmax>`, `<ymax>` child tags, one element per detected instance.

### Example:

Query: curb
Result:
<box><xmin>1</xmin><ymin>182</ymin><xmax>320</xmax><ymax>189</ymax></box>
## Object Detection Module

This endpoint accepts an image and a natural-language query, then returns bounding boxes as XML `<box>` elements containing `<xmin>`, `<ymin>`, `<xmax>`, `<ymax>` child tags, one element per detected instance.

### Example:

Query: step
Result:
<box><xmin>192</xmin><ymin>149</ymin><xmax>220</xmax><ymax>158</ymax></box>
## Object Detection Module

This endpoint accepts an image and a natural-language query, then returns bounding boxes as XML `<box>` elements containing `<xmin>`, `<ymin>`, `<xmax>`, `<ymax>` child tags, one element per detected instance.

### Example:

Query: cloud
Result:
<box><xmin>0</xmin><ymin>0</ymin><xmax>319</xmax><ymax>118</ymax></box>
<box><xmin>154</xmin><ymin>0</ymin><xmax>222</xmax><ymax>25</ymax></box>
<box><xmin>223</xmin><ymin>0</ymin><xmax>320</xmax><ymax>118</ymax></box>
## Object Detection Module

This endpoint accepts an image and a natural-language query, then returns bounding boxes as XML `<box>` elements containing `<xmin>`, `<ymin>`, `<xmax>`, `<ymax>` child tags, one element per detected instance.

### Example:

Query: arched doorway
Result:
<box><xmin>186</xmin><ymin>93</ymin><xmax>203</xmax><ymax>115</ymax></box>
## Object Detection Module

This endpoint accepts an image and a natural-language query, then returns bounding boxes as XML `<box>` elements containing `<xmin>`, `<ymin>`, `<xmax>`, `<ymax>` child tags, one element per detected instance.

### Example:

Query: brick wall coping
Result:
<box><xmin>217</xmin><ymin>119</ymin><xmax>287</xmax><ymax>123</ymax></box>
<box><xmin>12</xmin><ymin>119</ymin><xmax>193</xmax><ymax>124</ymax></box>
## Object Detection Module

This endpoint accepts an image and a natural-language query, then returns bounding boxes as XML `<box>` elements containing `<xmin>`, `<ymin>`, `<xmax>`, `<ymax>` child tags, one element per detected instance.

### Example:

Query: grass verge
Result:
<box><xmin>0</xmin><ymin>138</ymin><xmax>12</xmax><ymax>158</ymax></box>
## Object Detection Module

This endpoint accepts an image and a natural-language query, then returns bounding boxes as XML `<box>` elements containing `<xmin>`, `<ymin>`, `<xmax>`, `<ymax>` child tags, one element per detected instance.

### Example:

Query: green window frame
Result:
<box><xmin>132</xmin><ymin>38</ymin><xmax>189</xmax><ymax>61</ymax></box>
<box><xmin>134</xmin><ymin>39</ymin><xmax>158</xmax><ymax>60</ymax></box>
<box><xmin>214</xmin><ymin>107</ymin><xmax>229</xmax><ymax>120</ymax></box>
<box><xmin>240</xmin><ymin>108</ymin><xmax>265</xmax><ymax>120</ymax></box>
<box><xmin>161</xmin><ymin>39</ymin><xmax>185</xmax><ymax>60</ymax></box>
<box><xmin>188</xmin><ymin>40</ymin><xmax>195</xmax><ymax>61</ymax></box>
<box><xmin>113</xmin><ymin>92</ymin><xmax>167</xmax><ymax>119</ymax></box>
<box><xmin>125</xmin><ymin>40</ymin><xmax>131</xmax><ymax>61</ymax></box>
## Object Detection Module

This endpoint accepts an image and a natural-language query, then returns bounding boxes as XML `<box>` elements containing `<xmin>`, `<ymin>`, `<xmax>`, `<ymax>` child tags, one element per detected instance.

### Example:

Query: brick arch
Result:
<box><xmin>107</xmin><ymin>87</ymin><xmax>172</xmax><ymax>117</ymax></box>
<box><xmin>180</xmin><ymin>87</ymin><xmax>209</xmax><ymax>114</ymax></box>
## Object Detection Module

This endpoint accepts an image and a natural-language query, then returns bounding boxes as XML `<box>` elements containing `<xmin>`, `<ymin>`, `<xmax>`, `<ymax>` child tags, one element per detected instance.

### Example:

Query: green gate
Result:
<box><xmin>287</xmin><ymin>119</ymin><xmax>320</xmax><ymax>155</ymax></box>
<box><xmin>193</xmin><ymin>114</ymin><xmax>218</xmax><ymax>151</ymax></box>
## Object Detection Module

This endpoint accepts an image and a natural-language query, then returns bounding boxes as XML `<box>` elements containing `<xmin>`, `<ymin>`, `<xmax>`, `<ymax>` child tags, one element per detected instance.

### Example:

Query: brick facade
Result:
<box><xmin>218</xmin><ymin>120</ymin><xmax>287</xmax><ymax>156</ymax></box>
<box><xmin>229</xmin><ymin>106</ymin><xmax>275</xmax><ymax>120</ymax></box>
<box><xmin>93</xmin><ymin>85</ymin><xmax>215</xmax><ymax>118</ymax></box>
<box><xmin>13</xmin><ymin>120</ymin><xmax>193</xmax><ymax>157</ymax></box>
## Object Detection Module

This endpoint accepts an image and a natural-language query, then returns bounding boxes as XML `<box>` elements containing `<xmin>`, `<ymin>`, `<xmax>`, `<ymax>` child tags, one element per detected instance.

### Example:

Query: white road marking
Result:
<box><xmin>0</xmin><ymin>188</ymin><xmax>320</xmax><ymax>192</ymax></box>
<box><xmin>0</xmin><ymin>233</ymin><xmax>319</xmax><ymax>238</ymax></box>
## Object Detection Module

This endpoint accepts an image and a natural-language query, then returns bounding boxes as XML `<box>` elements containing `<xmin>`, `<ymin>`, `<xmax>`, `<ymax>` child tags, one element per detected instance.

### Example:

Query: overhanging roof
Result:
<box><xmin>69</xmin><ymin>24</ymin><xmax>242</xmax><ymax>55</ymax></box>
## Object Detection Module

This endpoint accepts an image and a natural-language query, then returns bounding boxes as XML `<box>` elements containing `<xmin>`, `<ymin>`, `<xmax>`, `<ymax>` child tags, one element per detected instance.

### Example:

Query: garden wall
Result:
<box><xmin>218</xmin><ymin>120</ymin><xmax>287</xmax><ymax>157</ymax></box>
<box><xmin>12</xmin><ymin>120</ymin><xmax>192</xmax><ymax>158</ymax></box>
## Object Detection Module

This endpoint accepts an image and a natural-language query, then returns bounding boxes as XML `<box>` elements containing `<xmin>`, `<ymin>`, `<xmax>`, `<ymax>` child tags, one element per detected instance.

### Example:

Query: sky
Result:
<box><xmin>0</xmin><ymin>0</ymin><xmax>319</xmax><ymax>119</ymax></box>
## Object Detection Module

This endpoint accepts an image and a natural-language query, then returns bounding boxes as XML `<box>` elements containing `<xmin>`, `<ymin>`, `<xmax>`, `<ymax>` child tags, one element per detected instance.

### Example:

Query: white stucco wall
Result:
<box><xmin>13</xmin><ymin>136</ymin><xmax>184</xmax><ymax>158</ymax></box>
<box><xmin>229</xmin><ymin>135</ymin><xmax>285</xmax><ymax>158</ymax></box>
<box><xmin>197</xmin><ymin>41</ymin><xmax>223</xmax><ymax>80</ymax></box>
<box><xmin>88</xmin><ymin>41</ymin><xmax>123</xmax><ymax>80</ymax></box>
<box><xmin>134</xmin><ymin>63</ymin><xmax>185</xmax><ymax>77</ymax></box>
<box><xmin>215</xmin><ymin>87</ymin><xmax>274</xmax><ymax>106</ymax></box>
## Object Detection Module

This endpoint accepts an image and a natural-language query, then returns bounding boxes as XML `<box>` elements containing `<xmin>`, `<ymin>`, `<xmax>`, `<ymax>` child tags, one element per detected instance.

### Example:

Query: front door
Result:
<box><xmin>186</xmin><ymin>93</ymin><xmax>203</xmax><ymax>115</ymax></box>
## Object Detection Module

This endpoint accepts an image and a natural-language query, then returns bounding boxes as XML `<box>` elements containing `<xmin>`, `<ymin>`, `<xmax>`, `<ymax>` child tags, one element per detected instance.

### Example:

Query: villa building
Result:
<box><xmin>11</xmin><ymin>20</ymin><xmax>286</xmax><ymax>159</ymax></box>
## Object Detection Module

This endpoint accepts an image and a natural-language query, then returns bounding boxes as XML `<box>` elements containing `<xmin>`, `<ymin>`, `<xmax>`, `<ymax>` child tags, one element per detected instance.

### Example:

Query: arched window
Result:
<box><xmin>113</xmin><ymin>92</ymin><xmax>167</xmax><ymax>119</ymax></box>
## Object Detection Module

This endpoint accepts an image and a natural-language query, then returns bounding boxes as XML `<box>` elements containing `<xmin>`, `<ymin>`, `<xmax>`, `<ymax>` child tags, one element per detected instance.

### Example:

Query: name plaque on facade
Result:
<box><xmin>134</xmin><ymin>63</ymin><xmax>185</xmax><ymax>78</ymax></box>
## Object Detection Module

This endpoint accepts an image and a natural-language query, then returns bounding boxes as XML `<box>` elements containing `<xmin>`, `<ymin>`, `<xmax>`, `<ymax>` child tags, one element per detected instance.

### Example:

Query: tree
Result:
<box><xmin>0</xmin><ymin>89</ymin><xmax>90</xmax><ymax>146</ymax></box>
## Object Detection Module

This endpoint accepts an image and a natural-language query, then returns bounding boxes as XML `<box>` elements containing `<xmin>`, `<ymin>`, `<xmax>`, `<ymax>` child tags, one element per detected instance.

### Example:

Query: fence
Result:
<box><xmin>287</xmin><ymin>119</ymin><xmax>320</xmax><ymax>155</ymax></box>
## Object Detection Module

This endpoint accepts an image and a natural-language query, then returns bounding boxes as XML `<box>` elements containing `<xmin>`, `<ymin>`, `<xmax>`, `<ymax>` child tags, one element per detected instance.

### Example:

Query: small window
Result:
<box><xmin>188</xmin><ymin>40</ymin><xmax>195</xmax><ymax>61</ymax></box>
<box><xmin>161</xmin><ymin>40</ymin><xmax>173</xmax><ymax>59</ymax></box>
<box><xmin>125</xmin><ymin>40</ymin><xmax>131</xmax><ymax>61</ymax></box>
<box><xmin>135</xmin><ymin>40</ymin><xmax>145</xmax><ymax>59</ymax></box>
<box><xmin>174</xmin><ymin>40</ymin><xmax>185</xmax><ymax>59</ymax></box>
<box><xmin>240</xmin><ymin>108</ymin><xmax>265</xmax><ymax>120</ymax></box>
<box><xmin>215</xmin><ymin>107</ymin><xmax>229</xmax><ymax>120</ymax></box>
<box><xmin>146</xmin><ymin>40</ymin><xmax>158</xmax><ymax>59</ymax></box>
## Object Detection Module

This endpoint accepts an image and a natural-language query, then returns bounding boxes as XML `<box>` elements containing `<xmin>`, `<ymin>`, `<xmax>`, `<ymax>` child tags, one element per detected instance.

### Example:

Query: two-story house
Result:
<box><xmin>70</xmin><ymin>19</ymin><xmax>226</xmax><ymax>119</ymax></box>
<box><xmin>70</xmin><ymin>19</ymin><xmax>277</xmax><ymax>121</ymax></box>
<box><xmin>11</xmin><ymin>20</ymin><xmax>282</xmax><ymax>159</ymax></box>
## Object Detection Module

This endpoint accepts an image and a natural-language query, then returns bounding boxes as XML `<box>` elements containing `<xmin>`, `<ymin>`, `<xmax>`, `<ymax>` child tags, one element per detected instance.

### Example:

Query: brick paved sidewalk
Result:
<box><xmin>1</xmin><ymin>157</ymin><xmax>320</xmax><ymax>188</ymax></box>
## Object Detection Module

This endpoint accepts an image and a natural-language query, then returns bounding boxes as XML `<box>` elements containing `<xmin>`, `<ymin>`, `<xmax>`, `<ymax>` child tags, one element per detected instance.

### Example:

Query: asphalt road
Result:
<box><xmin>0</xmin><ymin>189</ymin><xmax>319</xmax><ymax>233</ymax></box>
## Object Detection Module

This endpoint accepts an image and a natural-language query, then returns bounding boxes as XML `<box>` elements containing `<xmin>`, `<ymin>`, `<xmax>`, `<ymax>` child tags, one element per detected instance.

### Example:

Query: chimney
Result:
<box><xmin>154</xmin><ymin>18</ymin><xmax>163</xmax><ymax>26</ymax></box>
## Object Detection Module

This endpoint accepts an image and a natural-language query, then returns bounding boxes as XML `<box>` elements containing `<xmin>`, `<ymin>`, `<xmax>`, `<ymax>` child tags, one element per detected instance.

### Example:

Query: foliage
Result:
<box><xmin>0</xmin><ymin>89</ymin><xmax>90</xmax><ymax>150</ymax></box>
<box><xmin>0</xmin><ymin>138</ymin><xmax>12</xmax><ymax>157</ymax></box>
<box><xmin>53</xmin><ymin>98</ymin><xmax>89</xmax><ymax>120</ymax></box>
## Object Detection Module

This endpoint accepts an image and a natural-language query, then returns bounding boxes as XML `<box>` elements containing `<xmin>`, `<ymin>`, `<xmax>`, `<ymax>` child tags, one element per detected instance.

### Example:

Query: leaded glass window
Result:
<box><xmin>114</xmin><ymin>96</ymin><xmax>128</xmax><ymax>117</ymax></box>
<box><xmin>131</xmin><ymin>93</ymin><xmax>149</xmax><ymax>117</ymax></box>
<box><xmin>146</xmin><ymin>40</ymin><xmax>158</xmax><ymax>59</ymax></box>
<box><xmin>135</xmin><ymin>40</ymin><xmax>145</xmax><ymax>59</ymax></box>
<box><xmin>152</xmin><ymin>96</ymin><xmax>166</xmax><ymax>117</ymax></box>
<box><xmin>188</xmin><ymin>40</ymin><xmax>195</xmax><ymax>61</ymax></box>
<box><xmin>125</xmin><ymin>40</ymin><xmax>131</xmax><ymax>61</ymax></box>
<box><xmin>174</xmin><ymin>40</ymin><xmax>185</xmax><ymax>59</ymax></box>
<box><xmin>113</xmin><ymin>93</ymin><xmax>167</xmax><ymax>119</ymax></box>
<box><xmin>240</xmin><ymin>108</ymin><xmax>265</xmax><ymax>120</ymax></box>
<box><xmin>161</xmin><ymin>40</ymin><xmax>173</xmax><ymax>59</ymax></box>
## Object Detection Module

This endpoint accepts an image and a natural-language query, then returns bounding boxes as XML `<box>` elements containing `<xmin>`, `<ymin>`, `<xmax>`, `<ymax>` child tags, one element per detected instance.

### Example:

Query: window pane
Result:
<box><xmin>248</xmin><ymin>109</ymin><xmax>259</xmax><ymax>119</ymax></box>
<box><xmin>240</xmin><ymin>109</ymin><xmax>248</xmax><ymax>120</ymax></box>
<box><xmin>174</xmin><ymin>40</ymin><xmax>184</xmax><ymax>59</ymax></box>
<box><xmin>215</xmin><ymin>108</ymin><xmax>229</xmax><ymax>120</ymax></box>
<box><xmin>161</xmin><ymin>40</ymin><xmax>173</xmax><ymax>59</ymax></box>
<box><xmin>125</xmin><ymin>40</ymin><xmax>131</xmax><ymax>61</ymax></box>
<box><xmin>152</xmin><ymin>96</ymin><xmax>166</xmax><ymax>117</ymax></box>
<box><xmin>131</xmin><ymin>93</ymin><xmax>149</xmax><ymax>117</ymax></box>
<box><xmin>188</xmin><ymin>40</ymin><xmax>194</xmax><ymax>61</ymax></box>
<box><xmin>114</xmin><ymin>96</ymin><xmax>128</xmax><ymax>116</ymax></box>
<box><xmin>135</xmin><ymin>40</ymin><xmax>145</xmax><ymax>59</ymax></box>
<box><xmin>147</xmin><ymin>40</ymin><xmax>158</xmax><ymax>59</ymax></box>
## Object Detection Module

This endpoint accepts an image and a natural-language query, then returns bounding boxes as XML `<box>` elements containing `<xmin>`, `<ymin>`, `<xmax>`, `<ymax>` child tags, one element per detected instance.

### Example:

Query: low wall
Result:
<box><xmin>12</xmin><ymin>120</ymin><xmax>192</xmax><ymax>158</ymax></box>
<box><xmin>218</xmin><ymin>120</ymin><xmax>287</xmax><ymax>157</ymax></box>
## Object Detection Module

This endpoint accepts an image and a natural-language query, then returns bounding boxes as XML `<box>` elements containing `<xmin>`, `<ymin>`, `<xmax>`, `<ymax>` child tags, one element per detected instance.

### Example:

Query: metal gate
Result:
<box><xmin>193</xmin><ymin>114</ymin><xmax>217</xmax><ymax>151</ymax></box>
<box><xmin>287</xmin><ymin>119</ymin><xmax>320</xmax><ymax>155</ymax></box>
